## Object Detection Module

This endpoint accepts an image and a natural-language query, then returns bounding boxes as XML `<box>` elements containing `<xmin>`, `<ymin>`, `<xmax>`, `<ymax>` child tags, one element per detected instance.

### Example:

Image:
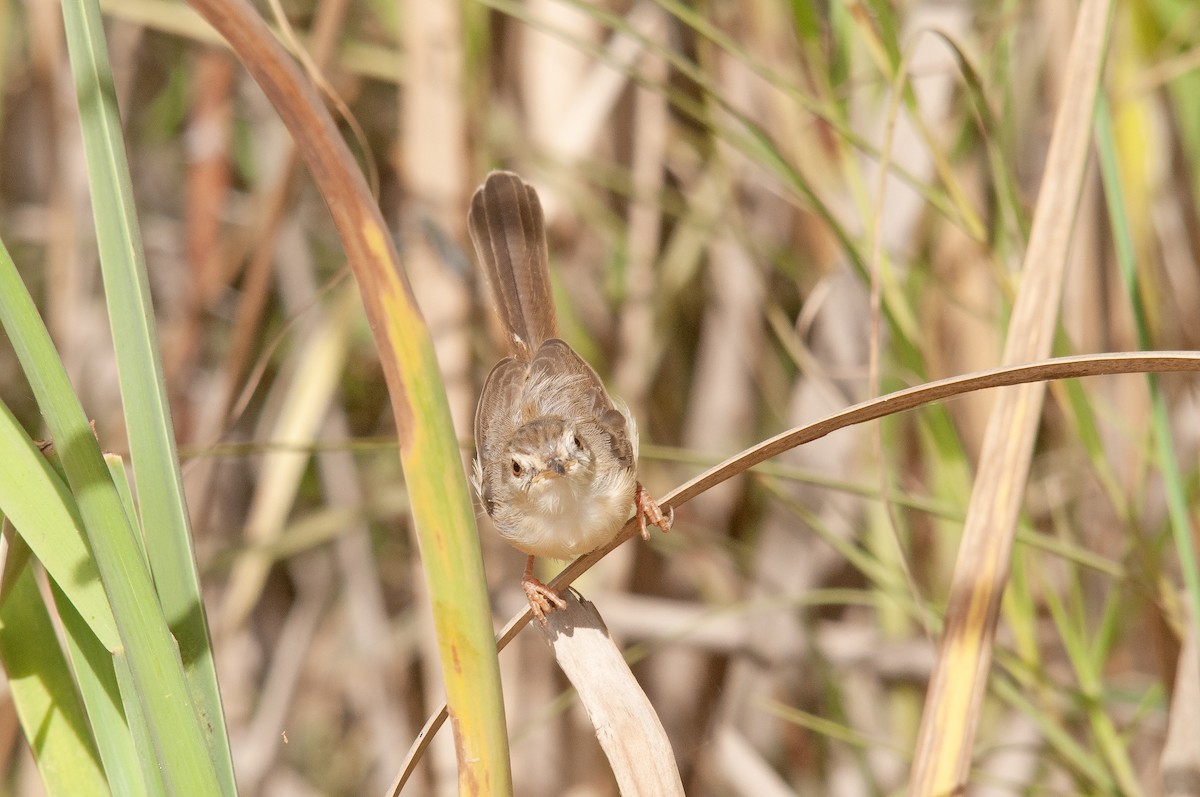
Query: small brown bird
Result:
<box><xmin>469</xmin><ymin>171</ymin><xmax>672</xmax><ymax>623</ymax></box>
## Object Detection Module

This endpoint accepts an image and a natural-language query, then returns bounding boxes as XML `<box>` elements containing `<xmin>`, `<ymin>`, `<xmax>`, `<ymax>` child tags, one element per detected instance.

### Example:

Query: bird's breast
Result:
<box><xmin>491</xmin><ymin>466</ymin><xmax>638</xmax><ymax>560</ymax></box>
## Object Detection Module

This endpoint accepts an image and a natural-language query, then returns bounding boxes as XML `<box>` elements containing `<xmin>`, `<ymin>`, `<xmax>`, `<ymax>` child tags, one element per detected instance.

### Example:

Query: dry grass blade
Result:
<box><xmin>908</xmin><ymin>1</ymin><xmax>1116</xmax><ymax>793</ymax></box>
<box><xmin>390</xmin><ymin>350</ymin><xmax>1200</xmax><ymax>790</ymax></box>
<box><xmin>535</xmin><ymin>591</ymin><xmax>684</xmax><ymax>796</ymax></box>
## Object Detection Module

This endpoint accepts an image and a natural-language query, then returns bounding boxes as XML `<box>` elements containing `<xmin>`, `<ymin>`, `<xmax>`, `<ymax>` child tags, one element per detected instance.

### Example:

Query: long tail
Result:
<box><xmin>468</xmin><ymin>171</ymin><xmax>558</xmax><ymax>360</ymax></box>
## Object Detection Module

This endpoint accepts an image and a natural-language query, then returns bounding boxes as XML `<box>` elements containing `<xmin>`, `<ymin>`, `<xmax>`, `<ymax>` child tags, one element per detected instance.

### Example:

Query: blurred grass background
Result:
<box><xmin>2</xmin><ymin>0</ymin><xmax>1199</xmax><ymax>794</ymax></box>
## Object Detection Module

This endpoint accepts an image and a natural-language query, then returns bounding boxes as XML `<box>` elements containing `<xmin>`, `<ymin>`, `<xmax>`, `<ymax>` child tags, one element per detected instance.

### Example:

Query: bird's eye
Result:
<box><xmin>572</xmin><ymin>434</ymin><xmax>582</xmax><ymax>450</ymax></box>
<box><xmin>511</xmin><ymin>460</ymin><xmax>522</xmax><ymax>476</ymax></box>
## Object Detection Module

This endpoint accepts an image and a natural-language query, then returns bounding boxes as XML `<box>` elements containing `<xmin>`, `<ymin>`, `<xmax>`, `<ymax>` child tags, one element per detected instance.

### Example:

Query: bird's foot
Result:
<box><xmin>634</xmin><ymin>482</ymin><xmax>674</xmax><ymax>541</ymax></box>
<box><xmin>522</xmin><ymin>558</ymin><xmax>567</xmax><ymax>625</ymax></box>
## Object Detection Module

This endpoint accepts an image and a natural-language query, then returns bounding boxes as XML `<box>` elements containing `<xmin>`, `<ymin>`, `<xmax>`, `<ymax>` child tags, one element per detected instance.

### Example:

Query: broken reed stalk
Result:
<box><xmin>536</xmin><ymin>590</ymin><xmax>685</xmax><ymax>796</ymax></box>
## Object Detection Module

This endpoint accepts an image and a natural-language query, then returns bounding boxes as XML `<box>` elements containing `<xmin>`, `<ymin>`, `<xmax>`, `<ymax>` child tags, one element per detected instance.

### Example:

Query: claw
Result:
<box><xmin>634</xmin><ymin>482</ymin><xmax>672</xmax><ymax>541</ymax></box>
<box><xmin>522</xmin><ymin>556</ymin><xmax>567</xmax><ymax>625</ymax></box>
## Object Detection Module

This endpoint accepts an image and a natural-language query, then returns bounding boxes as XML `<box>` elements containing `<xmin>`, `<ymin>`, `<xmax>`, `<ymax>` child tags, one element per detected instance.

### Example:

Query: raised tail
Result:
<box><xmin>468</xmin><ymin>171</ymin><xmax>558</xmax><ymax>359</ymax></box>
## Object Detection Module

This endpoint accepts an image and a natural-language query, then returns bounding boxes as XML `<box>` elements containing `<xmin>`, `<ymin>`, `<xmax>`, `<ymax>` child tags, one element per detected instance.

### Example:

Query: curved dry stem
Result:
<box><xmin>389</xmin><ymin>350</ymin><xmax>1200</xmax><ymax>793</ymax></box>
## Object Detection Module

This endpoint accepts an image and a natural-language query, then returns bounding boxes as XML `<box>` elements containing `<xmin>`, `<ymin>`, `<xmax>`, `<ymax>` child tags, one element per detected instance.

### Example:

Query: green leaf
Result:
<box><xmin>0</xmin><ymin>399</ymin><xmax>119</xmax><ymax>651</ymax></box>
<box><xmin>55</xmin><ymin>582</ymin><xmax>159</xmax><ymax>797</ymax></box>
<box><xmin>58</xmin><ymin>0</ymin><xmax>235</xmax><ymax>784</ymax></box>
<box><xmin>0</xmin><ymin>532</ymin><xmax>110</xmax><ymax>797</ymax></box>
<box><xmin>0</xmin><ymin>234</ymin><xmax>220</xmax><ymax>794</ymax></box>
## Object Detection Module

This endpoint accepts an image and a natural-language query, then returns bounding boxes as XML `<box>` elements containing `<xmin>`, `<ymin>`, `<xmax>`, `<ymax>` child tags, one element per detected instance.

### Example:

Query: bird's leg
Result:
<box><xmin>522</xmin><ymin>555</ymin><xmax>567</xmax><ymax>625</ymax></box>
<box><xmin>634</xmin><ymin>482</ymin><xmax>674</xmax><ymax>541</ymax></box>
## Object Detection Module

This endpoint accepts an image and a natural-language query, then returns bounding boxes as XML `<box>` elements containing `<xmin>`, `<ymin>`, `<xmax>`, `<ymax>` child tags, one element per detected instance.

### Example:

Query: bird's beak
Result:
<box><xmin>533</xmin><ymin>459</ymin><xmax>566</xmax><ymax>482</ymax></box>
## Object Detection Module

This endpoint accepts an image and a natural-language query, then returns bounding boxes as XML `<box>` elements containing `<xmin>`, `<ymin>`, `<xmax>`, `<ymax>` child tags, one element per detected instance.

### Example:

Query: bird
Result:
<box><xmin>468</xmin><ymin>171</ymin><xmax>672</xmax><ymax>623</ymax></box>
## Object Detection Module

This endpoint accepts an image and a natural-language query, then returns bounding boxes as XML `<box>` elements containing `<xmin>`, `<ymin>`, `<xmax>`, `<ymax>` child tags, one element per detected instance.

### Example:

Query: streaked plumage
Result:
<box><xmin>468</xmin><ymin>171</ymin><xmax>671</xmax><ymax>621</ymax></box>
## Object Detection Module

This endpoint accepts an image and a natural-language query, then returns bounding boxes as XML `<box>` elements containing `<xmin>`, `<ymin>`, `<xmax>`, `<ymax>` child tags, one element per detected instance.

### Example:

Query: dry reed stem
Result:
<box><xmin>268</xmin><ymin>222</ymin><xmax>408</xmax><ymax>791</ymax></box>
<box><xmin>172</xmin><ymin>48</ymin><xmax>234</xmax><ymax>408</ymax></box>
<box><xmin>1160</xmin><ymin>622</ymin><xmax>1200</xmax><ymax>795</ymax></box>
<box><xmin>908</xmin><ymin>0</ymin><xmax>1115</xmax><ymax>792</ymax></box>
<box><xmin>535</xmin><ymin>590</ymin><xmax>684</xmax><ymax>796</ymax></box>
<box><xmin>213</xmin><ymin>0</ymin><xmax>352</xmax><ymax>427</ymax></box>
<box><xmin>713</xmin><ymin>726</ymin><xmax>798</xmax><ymax>797</ymax></box>
<box><xmin>613</xmin><ymin>4</ymin><xmax>668</xmax><ymax>411</ymax></box>
<box><xmin>670</xmin><ymin>77</ymin><xmax>768</xmax><ymax>757</ymax></box>
<box><xmin>400</xmin><ymin>0</ymin><xmax>469</xmax><ymax>434</ymax></box>
<box><xmin>185</xmin><ymin>0</ymin><xmax>353</xmax><ymax>546</ymax></box>
<box><xmin>218</xmin><ymin>287</ymin><xmax>354</xmax><ymax>630</ymax></box>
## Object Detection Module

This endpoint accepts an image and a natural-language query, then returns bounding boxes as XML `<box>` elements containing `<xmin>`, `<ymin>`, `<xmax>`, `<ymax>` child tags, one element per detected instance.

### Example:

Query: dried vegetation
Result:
<box><xmin>2</xmin><ymin>0</ymin><xmax>1200</xmax><ymax>794</ymax></box>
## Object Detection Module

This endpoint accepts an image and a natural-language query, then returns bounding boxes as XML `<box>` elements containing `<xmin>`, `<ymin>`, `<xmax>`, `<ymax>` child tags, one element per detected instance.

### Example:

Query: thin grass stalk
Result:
<box><xmin>989</xmin><ymin>671</ymin><xmax>1116</xmax><ymax>791</ymax></box>
<box><xmin>210</xmin><ymin>0</ymin><xmax>352</xmax><ymax>434</ymax></box>
<box><xmin>181</xmin><ymin>0</ymin><xmax>512</xmax><ymax>791</ymax></box>
<box><xmin>219</xmin><ymin>286</ymin><xmax>355</xmax><ymax>629</ymax></box>
<box><xmin>1038</xmin><ymin>561</ymin><xmax>1143</xmax><ymax>794</ymax></box>
<box><xmin>1095</xmin><ymin>95</ymin><xmax>1200</xmax><ymax>647</ymax></box>
<box><xmin>94</xmin><ymin>0</ymin><xmax>403</xmax><ymax>82</ymax></box>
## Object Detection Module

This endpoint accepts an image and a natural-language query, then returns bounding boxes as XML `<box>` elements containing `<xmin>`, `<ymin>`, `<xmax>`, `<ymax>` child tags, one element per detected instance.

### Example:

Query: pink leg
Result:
<box><xmin>521</xmin><ymin>555</ymin><xmax>567</xmax><ymax>625</ymax></box>
<box><xmin>634</xmin><ymin>482</ymin><xmax>674</xmax><ymax>541</ymax></box>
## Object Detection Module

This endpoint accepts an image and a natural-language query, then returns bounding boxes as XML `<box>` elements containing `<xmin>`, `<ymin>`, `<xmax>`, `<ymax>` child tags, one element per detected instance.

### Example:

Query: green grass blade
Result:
<box><xmin>0</xmin><ymin>532</ymin><xmax>110</xmax><ymax>797</ymax></box>
<box><xmin>58</xmin><ymin>0</ymin><xmax>234</xmax><ymax>787</ymax></box>
<box><xmin>0</xmin><ymin>396</ymin><xmax>119</xmax><ymax>650</ymax></box>
<box><xmin>112</xmin><ymin>650</ymin><xmax>170</xmax><ymax>797</ymax></box>
<box><xmin>990</xmin><ymin>666</ymin><xmax>1116</xmax><ymax>792</ymax></box>
<box><xmin>53</xmin><ymin>582</ymin><xmax>158</xmax><ymax>797</ymax></box>
<box><xmin>0</xmin><ymin>244</ymin><xmax>221</xmax><ymax>791</ymax></box>
<box><xmin>104</xmin><ymin>453</ymin><xmax>155</xmax><ymax>578</ymax></box>
<box><xmin>1</xmin><ymin>407</ymin><xmax>149</xmax><ymax>794</ymax></box>
<box><xmin>1095</xmin><ymin>96</ymin><xmax>1200</xmax><ymax>645</ymax></box>
<box><xmin>1038</xmin><ymin>561</ymin><xmax>1143</xmax><ymax>795</ymax></box>
<box><xmin>46</xmin><ymin>453</ymin><xmax>170</xmax><ymax>797</ymax></box>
